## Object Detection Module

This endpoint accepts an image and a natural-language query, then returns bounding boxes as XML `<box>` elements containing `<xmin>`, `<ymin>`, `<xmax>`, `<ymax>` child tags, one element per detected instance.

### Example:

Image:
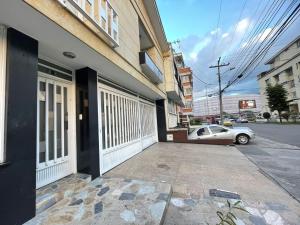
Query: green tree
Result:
<box><xmin>266</xmin><ymin>84</ymin><xmax>289</xmax><ymax>123</ymax></box>
<box><xmin>263</xmin><ymin>112</ymin><xmax>271</xmax><ymax>121</ymax></box>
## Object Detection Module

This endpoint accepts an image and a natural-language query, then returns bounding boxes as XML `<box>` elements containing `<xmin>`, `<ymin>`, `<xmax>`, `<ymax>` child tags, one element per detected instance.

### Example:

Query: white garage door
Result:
<box><xmin>98</xmin><ymin>82</ymin><xmax>157</xmax><ymax>174</ymax></box>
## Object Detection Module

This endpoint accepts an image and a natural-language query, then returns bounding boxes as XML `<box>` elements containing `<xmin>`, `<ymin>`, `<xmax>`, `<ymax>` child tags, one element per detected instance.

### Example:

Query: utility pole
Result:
<box><xmin>209</xmin><ymin>57</ymin><xmax>230</xmax><ymax>125</ymax></box>
<box><xmin>205</xmin><ymin>86</ymin><xmax>209</xmax><ymax>116</ymax></box>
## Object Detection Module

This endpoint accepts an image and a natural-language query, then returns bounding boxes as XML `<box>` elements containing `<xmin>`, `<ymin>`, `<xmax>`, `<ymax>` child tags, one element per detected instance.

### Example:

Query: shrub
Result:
<box><xmin>263</xmin><ymin>112</ymin><xmax>271</xmax><ymax>121</ymax></box>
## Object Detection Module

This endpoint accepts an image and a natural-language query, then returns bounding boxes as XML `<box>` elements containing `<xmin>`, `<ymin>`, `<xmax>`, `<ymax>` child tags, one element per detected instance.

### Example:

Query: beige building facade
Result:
<box><xmin>164</xmin><ymin>49</ymin><xmax>185</xmax><ymax>128</ymax></box>
<box><xmin>0</xmin><ymin>1</ymin><xmax>180</xmax><ymax>224</ymax></box>
<box><xmin>258</xmin><ymin>35</ymin><xmax>300</xmax><ymax>114</ymax></box>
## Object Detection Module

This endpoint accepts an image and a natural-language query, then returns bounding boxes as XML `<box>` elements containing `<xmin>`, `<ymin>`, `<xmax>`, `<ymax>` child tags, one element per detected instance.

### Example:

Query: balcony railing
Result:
<box><xmin>139</xmin><ymin>51</ymin><xmax>163</xmax><ymax>84</ymax></box>
<box><xmin>58</xmin><ymin>0</ymin><xmax>119</xmax><ymax>47</ymax></box>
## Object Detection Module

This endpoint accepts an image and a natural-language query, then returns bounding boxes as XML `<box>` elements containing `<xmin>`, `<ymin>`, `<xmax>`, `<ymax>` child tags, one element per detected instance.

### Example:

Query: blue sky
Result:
<box><xmin>157</xmin><ymin>0</ymin><xmax>300</xmax><ymax>100</ymax></box>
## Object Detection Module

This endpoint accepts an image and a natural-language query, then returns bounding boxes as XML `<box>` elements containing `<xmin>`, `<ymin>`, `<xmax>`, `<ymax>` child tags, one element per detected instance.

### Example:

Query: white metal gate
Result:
<box><xmin>140</xmin><ymin>101</ymin><xmax>157</xmax><ymax>149</ymax></box>
<box><xmin>98</xmin><ymin>83</ymin><xmax>157</xmax><ymax>174</ymax></box>
<box><xmin>36</xmin><ymin>76</ymin><xmax>72</xmax><ymax>188</ymax></box>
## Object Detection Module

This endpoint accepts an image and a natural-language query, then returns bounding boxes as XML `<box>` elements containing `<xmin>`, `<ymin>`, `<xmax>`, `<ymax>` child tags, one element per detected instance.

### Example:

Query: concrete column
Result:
<box><xmin>0</xmin><ymin>28</ymin><xmax>38</xmax><ymax>225</ymax></box>
<box><xmin>75</xmin><ymin>68</ymin><xmax>100</xmax><ymax>179</ymax></box>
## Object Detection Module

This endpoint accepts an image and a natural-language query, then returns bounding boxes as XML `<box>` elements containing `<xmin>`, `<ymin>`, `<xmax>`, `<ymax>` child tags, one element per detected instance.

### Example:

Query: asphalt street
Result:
<box><xmin>235</xmin><ymin>123</ymin><xmax>300</xmax><ymax>203</ymax></box>
<box><xmin>235</xmin><ymin>123</ymin><xmax>300</xmax><ymax>147</ymax></box>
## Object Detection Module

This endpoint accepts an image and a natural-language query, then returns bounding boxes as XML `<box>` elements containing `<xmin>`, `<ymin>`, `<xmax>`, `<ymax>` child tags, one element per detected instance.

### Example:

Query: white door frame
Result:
<box><xmin>36</xmin><ymin>59</ymin><xmax>77</xmax><ymax>188</ymax></box>
<box><xmin>0</xmin><ymin>25</ymin><xmax>7</xmax><ymax>164</ymax></box>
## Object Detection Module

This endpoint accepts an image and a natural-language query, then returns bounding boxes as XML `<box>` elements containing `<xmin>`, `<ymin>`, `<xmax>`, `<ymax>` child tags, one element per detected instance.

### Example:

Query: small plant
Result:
<box><xmin>207</xmin><ymin>200</ymin><xmax>248</xmax><ymax>225</ymax></box>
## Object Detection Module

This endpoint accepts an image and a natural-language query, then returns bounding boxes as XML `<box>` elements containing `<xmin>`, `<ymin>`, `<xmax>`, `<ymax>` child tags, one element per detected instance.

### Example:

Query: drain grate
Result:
<box><xmin>157</xmin><ymin>164</ymin><xmax>170</xmax><ymax>170</ymax></box>
<box><xmin>209</xmin><ymin>189</ymin><xmax>241</xmax><ymax>200</ymax></box>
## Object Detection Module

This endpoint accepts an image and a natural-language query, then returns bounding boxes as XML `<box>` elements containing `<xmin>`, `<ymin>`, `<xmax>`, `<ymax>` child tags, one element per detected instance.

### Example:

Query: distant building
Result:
<box><xmin>193</xmin><ymin>94</ymin><xmax>262</xmax><ymax>116</ymax></box>
<box><xmin>257</xmin><ymin>35</ymin><xmax>300</xmax><ymax>113</ymax></box>
<box><xmin>164</xmin><ymin>50</ymin><xmax>185</xmax><ymax>129</ymax></box>
<box><xmin>174</xmin><ymin>53</ymin><xmax>193</xmax><ymax>126</ymax></box>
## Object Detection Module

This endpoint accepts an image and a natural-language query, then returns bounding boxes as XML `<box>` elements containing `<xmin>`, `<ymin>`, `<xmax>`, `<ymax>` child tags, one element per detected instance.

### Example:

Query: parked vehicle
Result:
<box><xmin>223</xmin><ymin>119</ymin><xmax>233</xmax><ymax>127</ymax></box>
<box><xmin>188</xmin><ymin>125</ymin><xmax>255</xmax><ymax>145</ymax></box>
<box><xmin>236</xmin><ymin>118</ymin><xmax>249</xmax><ymax>123</ymax></box>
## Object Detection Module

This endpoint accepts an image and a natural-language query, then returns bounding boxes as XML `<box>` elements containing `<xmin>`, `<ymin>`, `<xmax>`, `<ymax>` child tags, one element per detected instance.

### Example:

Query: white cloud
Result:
<box><xmin>236</xmin><ymin>18</ymin><xmax>250</xmax><ymax>33</ymax></box>
<box><xmin>179</xmin><ymin>17</ymin><xmax>274</xmax><ymax>97</ymax></box>
<box><xmin>241</xmin><ymin>27</ymin><xmax>274</xmax><ymax>49</ymax></box>
<box><xmin>210</xmin><ymin>28</ymin><xmax>221</xmax><ymax>35</ymax></box>
<box><xmin>222</xmin><ymin>33</ymin><xmax>229</xmax><ymax>38</ymax></box>
<box><xmin>188</xmin><ymin>37</ymin><xmax>211</xmax><ymax>61</ymax></box>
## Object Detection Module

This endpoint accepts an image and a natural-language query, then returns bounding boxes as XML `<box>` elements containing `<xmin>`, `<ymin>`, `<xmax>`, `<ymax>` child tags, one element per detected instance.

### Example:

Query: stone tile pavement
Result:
<box><xmin>36</xmin><ymin>173</ymin><xmax>92</xmax><ymax>214</ymax></box>
<box><xmin>107</xmin><ymin>142</ymin><xmax>300</xmax><ymax>225</ymax></box>
<box><xmin>26</xmin><ymin>177</ymin><xmax>172</xmax><ymax>225</ymax></box>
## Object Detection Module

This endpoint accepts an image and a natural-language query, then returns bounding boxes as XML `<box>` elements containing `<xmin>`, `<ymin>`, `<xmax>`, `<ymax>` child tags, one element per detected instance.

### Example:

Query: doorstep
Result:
<box><xmin>26</xmin><ymin>177</ymin><xmax>172</xmax><ymax>225</ymax></box>
<box><xmin>36</xmin><ymin>173</ymin><xmax>92</xmax><ymax>214</ymax></box>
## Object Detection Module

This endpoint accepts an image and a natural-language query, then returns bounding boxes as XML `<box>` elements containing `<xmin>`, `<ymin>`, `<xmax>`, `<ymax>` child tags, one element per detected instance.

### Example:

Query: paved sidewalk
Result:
<box><xmin>26</xmin><ymin>177</ymin><xmax>171</xmax><ymax>225</ymax></box>
<box><xmin>107</xmin><ymin>142</ymin><xmax>300</xmax><ymax>225</ymax></box>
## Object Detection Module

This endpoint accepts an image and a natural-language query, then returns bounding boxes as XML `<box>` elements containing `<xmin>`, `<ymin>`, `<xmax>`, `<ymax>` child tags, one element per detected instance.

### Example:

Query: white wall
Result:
<box><xmin>194</xmin><ymin>94</ymin><xmax>263</xmax><ymax>116</ymax></box>
<box><xmin>168</xmin><ymin>113</ymin><xmax>178</xmax><ymax>128</ymax></box>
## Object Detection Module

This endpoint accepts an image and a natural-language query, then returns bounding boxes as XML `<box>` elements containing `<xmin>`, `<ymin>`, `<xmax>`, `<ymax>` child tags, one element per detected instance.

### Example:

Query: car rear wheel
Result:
<box><xmin>236</xmin><ymin>134</ymin><xmax>249</xmax><ymax>145</ymax></box>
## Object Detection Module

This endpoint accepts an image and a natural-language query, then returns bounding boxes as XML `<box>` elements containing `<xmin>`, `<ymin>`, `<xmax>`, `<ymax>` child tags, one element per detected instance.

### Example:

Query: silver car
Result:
<box><xmin>188</xmin><ymin>125</ymin><xmax>255</xmax><ymax>145</ymax></box>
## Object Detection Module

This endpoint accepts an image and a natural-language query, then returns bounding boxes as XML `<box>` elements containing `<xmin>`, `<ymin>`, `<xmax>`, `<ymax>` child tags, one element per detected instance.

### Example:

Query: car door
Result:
<box><xmin>208</xmin><ymin>125</ymin><xmax>233</xmax><ymax>139</ymax></box>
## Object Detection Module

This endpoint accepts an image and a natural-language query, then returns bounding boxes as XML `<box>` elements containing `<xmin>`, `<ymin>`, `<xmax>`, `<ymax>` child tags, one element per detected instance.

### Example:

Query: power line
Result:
<box><xmin>193</xmin><ymin>73</ymin><xmax>215</xmax><ymax>86</ymax></box>
<box><xmin>227</xmin><ymin>0</ymin><xmax>248</xmax><ymax>50</ymax></box>
<box><xmin>227</xmin><ymin>0</ymin><xmax>297</xmax><ymax>85</ymax></box>
<box><xmin>230</xmin><ymin>0</ymin><xmax>286</xmax><ymax>75</ymax></box>
<box><xmin>212</xmin><ymin>0</ymin><xmax>223</xmax><ymax>60</ymax></box>
<box><xmin>225</xmin><ymin>2</ymin><xmax>300</xmax><ymax>91</ymax></box>
<box><xmin>237</xmin><ymin>7</ymin><xmax>300</xmax><ymax>84</ymax></box>
<box><xmin>237</xmin><ymin>1</ymin><xmax>300</xmax><ymax>80</ymax></box>
<box><xmin>227</xmin><ymin>0</ymin><xmax>270</xmax><ymax>65</ymax></box>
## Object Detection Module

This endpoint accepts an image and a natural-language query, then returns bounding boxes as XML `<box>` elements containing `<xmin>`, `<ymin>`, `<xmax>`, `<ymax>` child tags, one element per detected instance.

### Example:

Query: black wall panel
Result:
<box><xmin>0</xmin><ymin>28</ymin><xmax>38</xmax><ymax>225</ymax></box>
<box><xmin>76</xmin><ymin>68</ymin><xmax>100</xmax><ymax>179</ymax></box>
<box><xmin>156</xmin><ymin>99</ymin><xmax>167</xmax><ymax>142</ymax></box>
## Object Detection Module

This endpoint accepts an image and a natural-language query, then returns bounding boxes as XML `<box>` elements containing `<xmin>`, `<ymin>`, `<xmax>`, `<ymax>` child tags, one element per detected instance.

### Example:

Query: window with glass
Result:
<box><xmin>185</xmin><ymin>101</ymin><xmax>193</xmax><ymax>109</ymax></box>
<box><xmin>197</xmin><ymin>127</ymin><xmax>210</xmax><ymax>136</ymax></box>
<box><xmin>59</xmin><ymin>0</ymin><xmax>119</xmax><ymax>44</ymax></box>
<box><xmin>168</xmin><ymin>99</ymin><xmax>176</xmax><ymax>114</ymax></box>
<box><xmin>185</xmin><ymin>88</ymin><xmax>192</xmax><ymax>95</ymax></box>
<box><xmin>37</xmin><ymin>79</ymin><xmax>69</xmax><ymax>166</ymax></box>
<box><xmin>209</xmin><ymin>126</ymin><xmax>227</xmax><ymax>134</ymax></box>
<box><xmin>290</xmin><ymin>80</ymin><xmax>295</xmax><ymax>88</ymax></box>
<box><xmin>181</xmin><ymin>75</ymin><xmax>190</xmax><ymax>83</ymax></box>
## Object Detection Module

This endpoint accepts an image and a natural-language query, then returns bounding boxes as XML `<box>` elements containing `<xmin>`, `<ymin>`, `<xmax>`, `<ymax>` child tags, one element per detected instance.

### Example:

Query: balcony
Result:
<box><xmin>139</xmin><ymin>51</ymin><xmax>163</xmax><ymax>84</ymax></box>
<box><xmin>166</xmin><ymin>78</ymin><xmax>185</xmax><ymax>107</ymax></box>
<box><xmin>58</xmin><ymin>0</ymin><xmax>119</xmax><ymax>47</ymax></box>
